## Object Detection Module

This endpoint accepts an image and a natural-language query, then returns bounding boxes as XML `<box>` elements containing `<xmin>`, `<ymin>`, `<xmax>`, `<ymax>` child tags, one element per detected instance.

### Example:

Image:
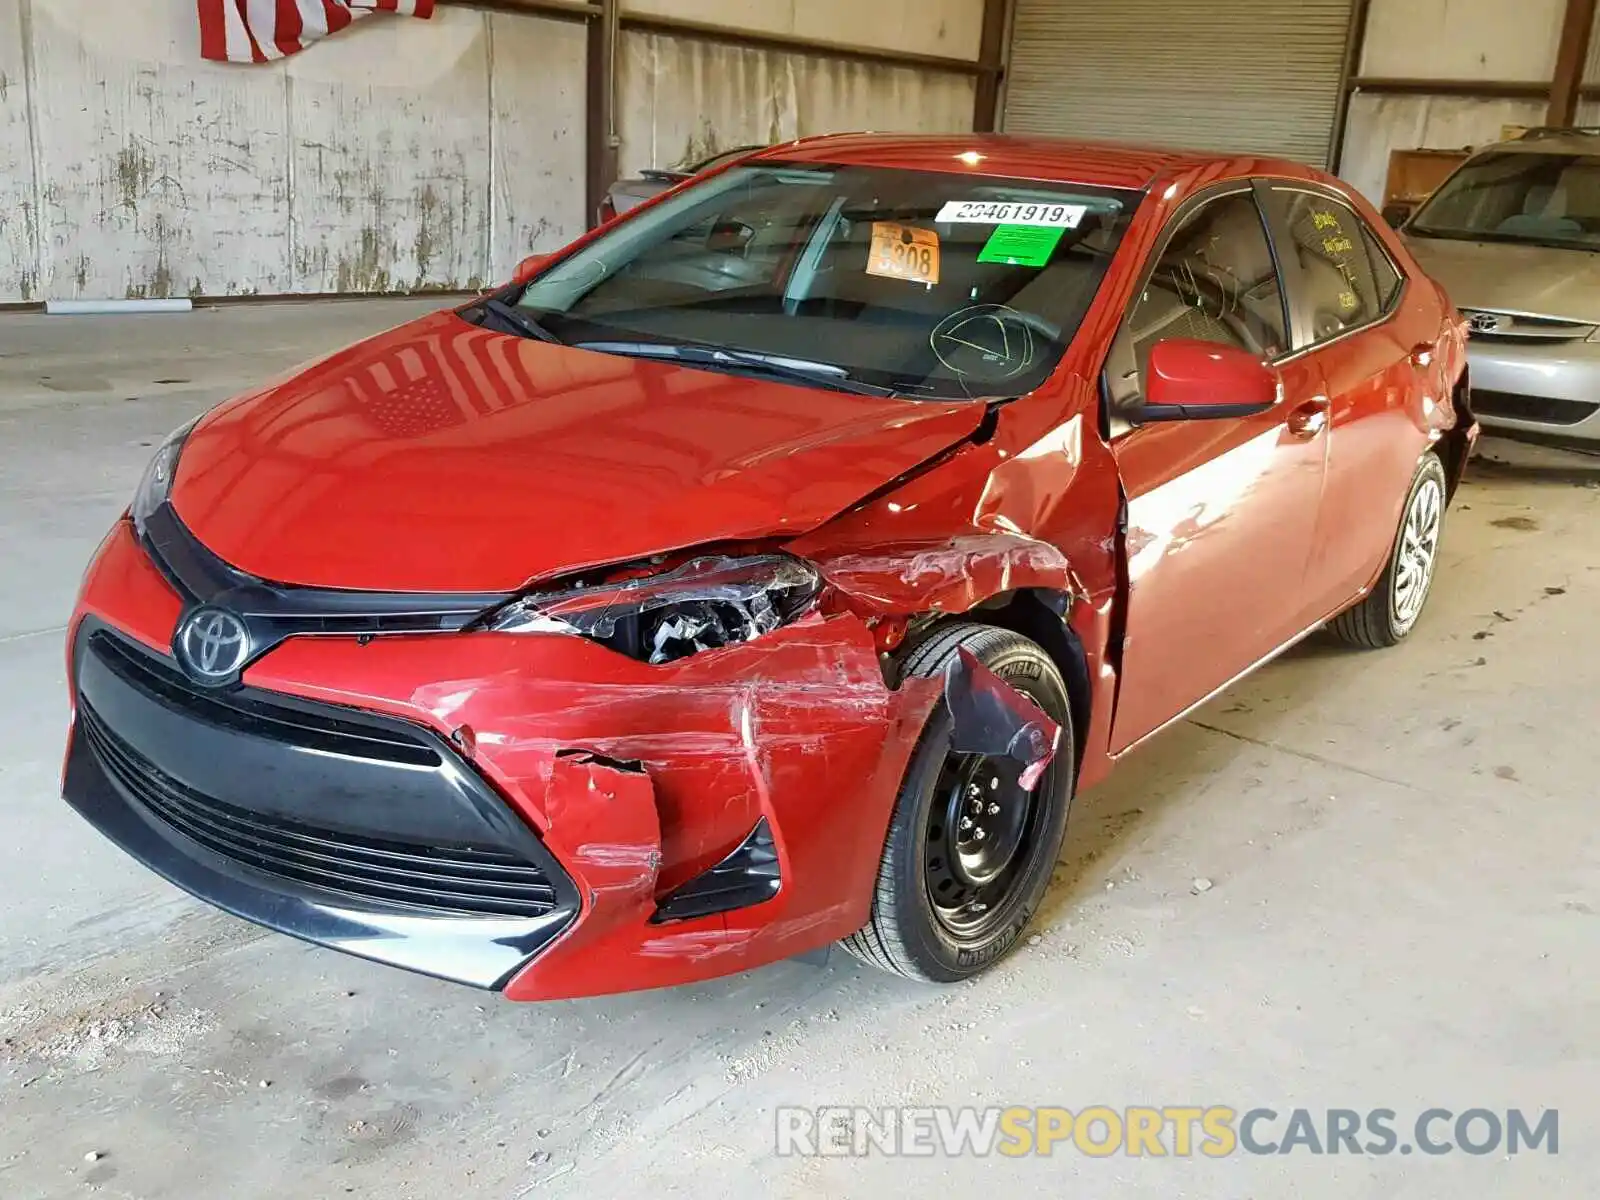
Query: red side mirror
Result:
<box><xmin>512</xmin><ymin>254</ymin><xmax>551</xmax><ymax>285</ymax></box>
<box><xmin>1138</xmin><ymin>339</ymin><xmax>1279</xmax><ymax>423</ymax></box>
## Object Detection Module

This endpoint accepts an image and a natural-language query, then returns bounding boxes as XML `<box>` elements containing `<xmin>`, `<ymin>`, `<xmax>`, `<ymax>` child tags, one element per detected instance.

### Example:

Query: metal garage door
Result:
<box><xmin>1002</xmin><ymin>0</ymin><xmax>1354</xmax><ymax>166</ymax></box>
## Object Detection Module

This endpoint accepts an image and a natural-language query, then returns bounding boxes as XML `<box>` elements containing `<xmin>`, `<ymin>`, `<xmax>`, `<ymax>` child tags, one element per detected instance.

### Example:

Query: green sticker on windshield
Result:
<box><xmin>977</xmin><ymin>224</ymin><xmax>1066</xmax><ymax>267</ymax></box>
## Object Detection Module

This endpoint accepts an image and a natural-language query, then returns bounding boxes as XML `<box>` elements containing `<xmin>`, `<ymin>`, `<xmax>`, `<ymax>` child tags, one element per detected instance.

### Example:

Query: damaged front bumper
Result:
<box><xmin>65</xmin><ymin>521</ymin><xmax>947</xmax><ymax>998</ymax></box>
<box><xmin>65</xmin><ymin>617</ymin><xmax>582</xmax><ymax>990</ymax></box>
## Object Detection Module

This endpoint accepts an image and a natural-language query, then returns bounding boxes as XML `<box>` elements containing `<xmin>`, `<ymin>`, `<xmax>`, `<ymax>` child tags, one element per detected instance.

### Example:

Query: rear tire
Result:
<box><xmin>1329</xmin><ymin>453</ymin><xmax>1448</xmax><ymax>649</ymax></box>
<box><xmin>841</xmin><ymin>623</ymin><xmax>1075</xmax><ymax>982</ymax></box>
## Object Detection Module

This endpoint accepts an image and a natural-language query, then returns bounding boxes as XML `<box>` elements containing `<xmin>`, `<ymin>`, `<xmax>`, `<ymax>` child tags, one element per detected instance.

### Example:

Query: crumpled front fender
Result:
<box><xmin>790</xmin><ymin>399</ymin><xmax>1125</xmax><ymax>792</ymax></box>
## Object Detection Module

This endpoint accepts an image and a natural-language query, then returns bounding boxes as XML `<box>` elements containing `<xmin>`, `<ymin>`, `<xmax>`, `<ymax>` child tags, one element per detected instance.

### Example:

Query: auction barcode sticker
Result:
<box><xmin>936</xmin><ymin>200</ymin><xmax>1087</xmax><ymax>227</ymax></box>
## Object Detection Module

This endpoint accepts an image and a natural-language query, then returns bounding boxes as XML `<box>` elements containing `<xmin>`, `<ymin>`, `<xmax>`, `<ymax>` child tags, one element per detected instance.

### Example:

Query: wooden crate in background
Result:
<box><xmin>1383</xmin><ymin>148</ymin><xmax>1471</xmax><ymax>210</ymax></box>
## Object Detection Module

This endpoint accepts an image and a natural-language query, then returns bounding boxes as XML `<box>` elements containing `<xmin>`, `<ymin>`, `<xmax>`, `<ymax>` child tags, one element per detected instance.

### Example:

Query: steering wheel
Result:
<box><xmin>930</xmin><ymin>305</ymin><xmax>1062</xmax><ymax>383</ymax></box>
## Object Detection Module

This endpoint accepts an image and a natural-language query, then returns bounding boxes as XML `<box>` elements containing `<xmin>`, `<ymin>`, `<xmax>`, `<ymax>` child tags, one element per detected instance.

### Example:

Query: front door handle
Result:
<box><xmin>1286</xmin><ymin>396</ymin><xmax>1330</xmax><ymax>438</ymax></box>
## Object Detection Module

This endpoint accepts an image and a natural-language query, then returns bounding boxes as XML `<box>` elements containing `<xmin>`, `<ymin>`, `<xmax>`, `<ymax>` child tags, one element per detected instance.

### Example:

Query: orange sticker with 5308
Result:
<box><xmin>868</xmin><ymin>222</ymin><xmax>941</xmax><ymax>285</ymax></box>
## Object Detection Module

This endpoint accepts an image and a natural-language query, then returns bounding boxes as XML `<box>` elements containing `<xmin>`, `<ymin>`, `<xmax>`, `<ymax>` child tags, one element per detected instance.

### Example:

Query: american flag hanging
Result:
<box><xmin>198</xmin><ymin>0</ymin><xmax>435</xmax><ymax>64</ymax></box>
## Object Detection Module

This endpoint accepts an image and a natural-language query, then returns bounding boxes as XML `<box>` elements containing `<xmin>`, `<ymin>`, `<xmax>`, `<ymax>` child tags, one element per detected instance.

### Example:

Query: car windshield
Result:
<box><xmin>510</xmin><ymin>163</ymin><xmax>1138</xmax><ymax>400</ymax></box>
<box><xmin>1410</xmin><ymin>150</ymin><xmax>1600</xmax><ymax>250</ymax></box>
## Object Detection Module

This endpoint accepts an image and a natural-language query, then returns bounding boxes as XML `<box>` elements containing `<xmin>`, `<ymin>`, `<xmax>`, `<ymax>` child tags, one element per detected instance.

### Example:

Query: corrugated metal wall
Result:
<box><xmin>0</xmin><ymin>0</ymin><xmax>587</xmax><ymax>304</ymax></box>
<box><xmin>1003</xmin><ymin>0</ymin><xmax>1353</xmax><ymax>166</ymax></box>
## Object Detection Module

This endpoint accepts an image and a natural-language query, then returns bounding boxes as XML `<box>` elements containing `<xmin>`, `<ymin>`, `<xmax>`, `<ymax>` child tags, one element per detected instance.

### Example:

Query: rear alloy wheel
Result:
<box><xmin>842</xmin><ymin>623</ymin><xmax>1075</xmax><ymax>982</ymax></box>
<box><xmin>1329</xmin><ymin>453</ymin><xmax>1449</xmax><ymax>648</ymax></box>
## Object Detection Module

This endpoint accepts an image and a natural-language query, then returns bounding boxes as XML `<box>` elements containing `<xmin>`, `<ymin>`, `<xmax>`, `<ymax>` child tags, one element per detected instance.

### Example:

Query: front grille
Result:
<box><xmin>1471</xmin><ymin>390</ymin><xmax>1600</xmax><ymax>426</ymax></box>
<box><xmin>89</xmin><ymin>630</ymin><xmax>438</xmax><ymax>766</ymax></box>
<box><xmin>1463</xmin><ymin>311</ymin><xmax>1594</xmax><ymax>341</ymax></box>
<box><xmin>79</xmin><ymin>700</ymin><xmax>560</xmax><ymax>920</ymax></box>
<box><xmin>136</xmin><ymin>502</ymin><xmax>513</xmax><ymax>676</ymax></box>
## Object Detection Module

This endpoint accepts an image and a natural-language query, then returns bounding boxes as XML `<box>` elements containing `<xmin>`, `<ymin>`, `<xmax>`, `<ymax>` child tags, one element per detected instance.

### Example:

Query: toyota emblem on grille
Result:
<box><xmin>174</xmin><ymin>606</ymin><xmax>251</xmax><ymax>685</ymax></box>
<box><xmin>1465</xmin><ymin>311</ymin><xmax>1503</xmax><ymax>336</ymax></box>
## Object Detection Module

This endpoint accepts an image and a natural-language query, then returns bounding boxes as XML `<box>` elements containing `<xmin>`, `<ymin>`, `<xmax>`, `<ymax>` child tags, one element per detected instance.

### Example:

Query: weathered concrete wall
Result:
<box><xmin>2</xmin><ymin>0</ymin><xmax>976</xmax><ymax>303</ymax></box>
<box><xmin>284</xmin><ymin>13</ymin><xmax>495</xmax><ymax>294</ymax></box>
<box><xmin>2</xmin><ymin>0</ymin><xmax>586</xmax><ymax>303</ymax></box>
<box><xmin>621</xmin><ymin>0</ymin><xmax>987</xmax><ymax>61</ymax></box>
<box><xmin>617</xmin><ymin>31</ymin><xmax>976</xmax><ymax>177</ymax></box>
<box><xmin>1360</xmin><ymin>0</ymin><xmax>1563</xmax><ymax>82</ymax></box>
<box><xmin>28</xmin><ymin>0</ymin><xmax>299</xmax><ymax>300</ymax></box>
<box><xmin>0</xmin><ymin>0</ymin><xmax>36</xmax><ymax>301</ymax></box>
<box><xmin>1338</xmin><ymin>0</ymin><xmax>1565</xmax><ymax>203</ymax></box>
<box><xmin>490</xmin><ymin>13</ymin><xmax>587</xmax><ymax>283</ymax></box>
<box><xmin>1341</xmin><ymin>95</ymin><xmax>1547</xmax><ymax>204</ymax></box>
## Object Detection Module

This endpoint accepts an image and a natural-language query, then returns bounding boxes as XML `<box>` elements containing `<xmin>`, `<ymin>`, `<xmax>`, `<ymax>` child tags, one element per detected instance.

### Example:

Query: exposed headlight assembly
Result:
<box><xmin>479</xmin><ymin>554</ymin><xmax>821</xmax><ymax>664</ymax></box>
<box><xmin>130</xmin><ymin>417</ymin><xmax>199</xmax><ymax>537</ymax></box>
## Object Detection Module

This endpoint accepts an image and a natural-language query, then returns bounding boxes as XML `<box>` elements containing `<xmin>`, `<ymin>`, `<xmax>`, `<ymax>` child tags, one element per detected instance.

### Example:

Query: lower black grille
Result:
<box><xmin>80</xmin><ymin>700</ymin><xmax>560</xmax><ymax>920</ymax></box>
<box><xmin>1472</xmin><ymin>390</ymin><xmax>1600</xmax><ymax>426</ymax></box>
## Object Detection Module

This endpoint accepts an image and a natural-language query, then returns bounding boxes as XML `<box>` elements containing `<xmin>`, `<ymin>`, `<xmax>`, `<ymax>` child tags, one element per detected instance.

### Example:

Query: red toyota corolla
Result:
<box><xmin>64</xmin><ymin>135</ymin><xmax>1475</xmax><ymax>999</ymax></box>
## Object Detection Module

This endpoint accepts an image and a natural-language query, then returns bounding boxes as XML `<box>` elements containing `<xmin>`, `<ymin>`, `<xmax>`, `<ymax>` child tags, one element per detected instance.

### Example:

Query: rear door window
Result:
<box><xmin>1266</xmin><ymin>189</ymin><xmax>1398</xmax><ymax>346</ymax></box>
<box><xmin>1363</xmin><ymin>224</ymin><xmax>1403</xmax><ymax>310</ymax></box>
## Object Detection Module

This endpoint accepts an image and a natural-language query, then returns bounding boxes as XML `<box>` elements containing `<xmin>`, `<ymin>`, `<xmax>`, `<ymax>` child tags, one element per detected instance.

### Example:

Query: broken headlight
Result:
<box><xmin>479</xmin><ymin>554</ymin><xmax>822</xmax><ymax>665</ymax></box>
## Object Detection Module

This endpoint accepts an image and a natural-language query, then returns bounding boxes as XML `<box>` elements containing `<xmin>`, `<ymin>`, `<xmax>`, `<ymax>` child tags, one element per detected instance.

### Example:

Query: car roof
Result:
<box><xmin>748</xmin><ymin>132</ymin><xmax>1308</xmax><ymax>191</ymax></box>
<box><xmin>1477</xmin><ymin>131</ymin><xmax>1600</xmax><ymax>157</ymax></box>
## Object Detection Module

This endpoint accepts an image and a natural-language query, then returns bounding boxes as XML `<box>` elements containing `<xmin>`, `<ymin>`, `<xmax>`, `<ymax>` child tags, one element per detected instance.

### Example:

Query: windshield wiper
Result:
<box><xmin>572</xmin><ymin>340</ymin><xmax>899</xmax><ymax>397</ymax></box>
<box><xmin>474</xmin><ymin>297</ymin><xmax>564</xmax><ymax>344</ymax></box>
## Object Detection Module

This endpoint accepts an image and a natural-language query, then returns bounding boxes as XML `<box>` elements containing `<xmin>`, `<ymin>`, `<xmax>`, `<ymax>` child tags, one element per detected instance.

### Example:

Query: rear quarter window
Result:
<box><xmin>1362</xmin><ymin>224</ymin><xmax>1403</xmax><ymax>310</ymax></box>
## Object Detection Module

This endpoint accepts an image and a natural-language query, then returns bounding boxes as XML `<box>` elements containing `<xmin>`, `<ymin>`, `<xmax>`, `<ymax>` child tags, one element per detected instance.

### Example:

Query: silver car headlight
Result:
<box><xmin>130</xmin><ymin>417</ymin><xmax>199</xmax><ymax>537</ymax></box>
<box><xmin>479</xmin><ymin>554</ymin><xmax>821</xmax><ymax>664</ymax></box>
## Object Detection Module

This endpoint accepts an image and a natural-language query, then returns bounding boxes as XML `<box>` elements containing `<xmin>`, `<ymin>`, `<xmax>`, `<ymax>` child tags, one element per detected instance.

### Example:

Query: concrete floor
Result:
<box><xmin>1</xmin><ymin>300</ymin><xmax>1596</xmax><ymax>1199</ymax></box>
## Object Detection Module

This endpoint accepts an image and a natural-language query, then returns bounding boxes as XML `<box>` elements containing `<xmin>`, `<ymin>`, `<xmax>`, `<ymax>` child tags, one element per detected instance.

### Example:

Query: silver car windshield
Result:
<box><xmin>1411</xmin><ymin>151</ymin><xmax>1600</xmax><ymax>250</ymax></box>
<box><xmin>512</xmin><ymin>164</ymin><xmax>1137</xmax><ymax>400</ymax></box>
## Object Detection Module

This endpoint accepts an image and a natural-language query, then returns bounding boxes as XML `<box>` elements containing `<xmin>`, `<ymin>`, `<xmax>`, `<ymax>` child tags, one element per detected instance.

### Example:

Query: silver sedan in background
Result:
<box><xmin>599</xmin><ymin>145</ymin><xmax>766</xmax><ymax>223</ymax></box>
<box><xmin>1400</xmin><ymin>128</ymin><xmax>1600</xmax><ymax>452</ymax></box>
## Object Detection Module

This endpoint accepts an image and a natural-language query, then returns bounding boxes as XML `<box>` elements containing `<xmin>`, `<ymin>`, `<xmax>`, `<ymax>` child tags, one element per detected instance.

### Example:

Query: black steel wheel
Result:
<box><xmin>925</xmin><ymin>752</ymin><xmax>1041</xmax><ymax>939</ymax></box>
<box><xmin>842</xmin><ymin>622</ymin><xmax>1075</xmax><ymax>982</ymax></box>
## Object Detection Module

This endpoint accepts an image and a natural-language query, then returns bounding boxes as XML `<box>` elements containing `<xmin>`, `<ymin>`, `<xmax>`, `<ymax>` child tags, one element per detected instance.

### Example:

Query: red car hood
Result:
<box><xmin>171</xmin><ymin>312</ymin><xmax>984</xmax><ymax>592</ymax></box>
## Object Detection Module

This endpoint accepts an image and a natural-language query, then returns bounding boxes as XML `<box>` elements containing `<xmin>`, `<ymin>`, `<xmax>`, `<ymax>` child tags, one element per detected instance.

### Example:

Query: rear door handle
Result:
<box><xmin>1409</xmin><ymin>342</ymin><xmax>1436</xmax><ymax>368</ymax></box>
<box><xmin>1286</xmin><ymin>396</ymin><xmax>1330</xmax><ymax>438</ymax></box>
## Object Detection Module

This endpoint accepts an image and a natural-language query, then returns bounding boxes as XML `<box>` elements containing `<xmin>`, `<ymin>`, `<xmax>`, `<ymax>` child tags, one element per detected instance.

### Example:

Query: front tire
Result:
<box><xmin>842</xmin><ymin>623</ymin><xmax>1075</xmax><ymax>982</ymax></box>
<box><xmin>1329</xmin><ymin>453</ymin><xmax>1449</xmax><ymax>649</ymax></box>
